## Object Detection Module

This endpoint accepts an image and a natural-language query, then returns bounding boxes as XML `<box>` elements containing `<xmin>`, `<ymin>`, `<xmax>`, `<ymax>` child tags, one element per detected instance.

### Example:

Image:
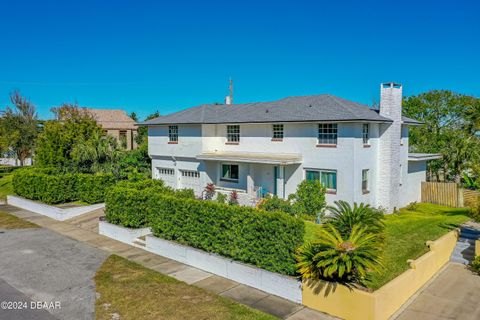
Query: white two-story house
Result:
<box><xmin>141</xmin><ymin>83</ymin><xmax>440</xmax><ymax>212</ymax></box>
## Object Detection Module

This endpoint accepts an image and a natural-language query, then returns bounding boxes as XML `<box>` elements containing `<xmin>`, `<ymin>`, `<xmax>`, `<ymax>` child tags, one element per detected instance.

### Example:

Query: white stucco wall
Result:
<box><xmin>401</xmin><ymin>160</ymin><xmax>427</xmax><ymax>207</ymax></box>
<box><xmin>149</xmin><ymin>122</ymin><xmax>388</xmax><ymax>207</ymax></box>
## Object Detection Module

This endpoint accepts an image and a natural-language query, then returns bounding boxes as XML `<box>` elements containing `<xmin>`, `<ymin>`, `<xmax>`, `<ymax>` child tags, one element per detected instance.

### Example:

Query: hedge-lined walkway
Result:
<box><xmin>0</xmin><ymin>203</ymin><xmax>335</xmax><ymax>320</ymax></box>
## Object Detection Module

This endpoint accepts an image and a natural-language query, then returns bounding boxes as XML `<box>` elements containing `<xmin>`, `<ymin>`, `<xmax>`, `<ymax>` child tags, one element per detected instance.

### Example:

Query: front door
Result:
<box><xmin>273</xmin><ymin>166</ymin><xmax>279</xmax><ymax>196</ymax></box>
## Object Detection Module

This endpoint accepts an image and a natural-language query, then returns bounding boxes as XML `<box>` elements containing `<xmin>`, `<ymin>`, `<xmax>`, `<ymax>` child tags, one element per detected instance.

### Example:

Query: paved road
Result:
<box><xmin>0</xmin><ymin>227</ymin><xmax>107</xmax><ymax>320</ymax></box>
<box><xmin>396</xmin><ymin>263</ymin><xmax>480</xmax><ymax>320</ymax></box>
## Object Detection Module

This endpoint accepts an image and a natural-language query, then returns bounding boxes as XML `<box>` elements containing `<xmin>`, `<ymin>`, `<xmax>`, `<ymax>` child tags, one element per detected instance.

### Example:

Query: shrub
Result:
<box><xmin>324</xmin><ymin>200</ymin><xmax>385</xmax><ymax>237</ymax></box>
<box><xmin>469</xmin><ymin>198</ymin><xmax>480</xmax><ymax>222</ymax></box>
<box><xmin>13</xmin><ymin>169</ymin><xmax>78</xmax><ymax>204</ymax></box>
<box><xmin>76</xmin><ymin>173</ymin><xmax>116</xmax><ymax>203</ymax></box>
<box><xmin>290</xmin><ymin>180</ymin><xmax>326</xmax><ymax>219</ymax></box>
<box><xmin>228</xmin><ymin>190</ymin><xmax>239</xmax><ymax>205</ymax></box>
<box><xmin>204</xmin><ymin>183</ymin><xmax>216</xmax><ymax>200</ymax></box>
<box><xmin>406</xmin><ymin>201</ymin><xmax>419</xmax><ymax>211</ymax></box>
<box><xmin>104</xmin><ymin>182</ymin><xmax>195</xmax><ymax>228</ymax></box>
<box><xmin>105</xmin><ymin>187</ymin><xmax>151</xmax><ymax>228</ymax></box>
<box><xmin>12</xmin><ymin>168</ymin><xmax>115</xmax><ymax>204</ymax></box>
<box><xmin>296</xmin><ymin>224</ymin><xmax>383</xmax><ymax>286</ymax></box>
<box><xmin>149</xmin><ymin>194</ymin><xmax>304</xmax><ymax>275</ymax></box>
<box><xmin>470</xmin><ymin>256</ymin><xmax>480</xmax><ymax>275</ymax></box>
<box><xmin>258</xmin><ymin>195</ymin><xmax>295</xmax><ymax>216</ymax></box>
<box><xmin>216</xmin><ymin>192</ymin><xmax>227</xmax><ymax>204</ymax></box>
<box><xmin>104</xmin><ymin>185</ymin><xmax>305</xmax><ymax>275</ymax></box>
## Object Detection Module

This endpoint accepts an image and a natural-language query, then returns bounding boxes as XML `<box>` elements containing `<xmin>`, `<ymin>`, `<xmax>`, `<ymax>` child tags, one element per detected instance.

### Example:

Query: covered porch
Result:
<box><xmin>196</xmin><ymin>151</ymin><xmax>302</xmax><ymax>205</ymax></box>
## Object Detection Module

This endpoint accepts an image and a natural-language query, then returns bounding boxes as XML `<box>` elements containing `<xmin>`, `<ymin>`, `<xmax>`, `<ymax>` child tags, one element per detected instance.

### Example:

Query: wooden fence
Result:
<box><xmin>421</xmin><ymin>182</ymin><xmax>459</xmax><ymax>207</ymax></box>
<box><xmin>421</xmin><ymin>182</ymin><xmax>480</xmax><ymax>208</ymax></box>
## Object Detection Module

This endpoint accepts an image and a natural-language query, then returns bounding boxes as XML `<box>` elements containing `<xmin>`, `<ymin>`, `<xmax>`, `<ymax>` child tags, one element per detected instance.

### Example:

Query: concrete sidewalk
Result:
<box><xmin>1</xmin><ymin>204</ymin><xmax>335</xmax><ymax>320</ymax></box>
<box><xmin>396</xmin><ymin>263</ymin><xmax>480</xmax><ymax>320</ymax></box>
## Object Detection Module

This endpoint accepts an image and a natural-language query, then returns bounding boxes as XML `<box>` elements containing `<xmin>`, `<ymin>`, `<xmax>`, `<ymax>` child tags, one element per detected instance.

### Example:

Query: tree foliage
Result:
<box><xmin>35</xmin><ymin>104</ymin><xmax>103</xmax><ymax>169</ymax></box>
<box><xmin>403</xmin><ymin>90</ymin><xmax>480</xmax><ymax>182</ymax></box>
<box><xmin>0</xmin><ymin>91</ymin><xmax>38</xmax><ymax>165</ymax></box>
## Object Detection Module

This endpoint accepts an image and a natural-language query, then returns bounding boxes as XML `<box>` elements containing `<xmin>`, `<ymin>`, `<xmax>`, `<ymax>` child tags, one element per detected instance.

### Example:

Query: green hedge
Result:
<box><xmin>12</xmin><ymin>169</ymin><xmax>115</xmax><ymax>204</ymax></box>
<box><xmin>104</xmin><ymin>180</ymin><xmax>195</xmax><ymax>228</ymax></box>
<box><xmin>105</xmin><ymin>185</ymin><xmax>305</xmax><ymax>275</ymax></box>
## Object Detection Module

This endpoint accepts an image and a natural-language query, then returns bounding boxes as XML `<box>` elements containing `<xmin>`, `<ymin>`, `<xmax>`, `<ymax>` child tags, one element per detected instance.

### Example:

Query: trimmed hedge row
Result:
<box><xmin>105</xmin><ymin>179</ymin><xmax>195</xmax><ymax>228</ymax></box>
<box><xmin>13</xmin><ymin>169</ymin><xmax>115</xmax><ymax>204</ymax></box>
<box><xmin>105</xmin><ymin>184</ymin><xmax>305</xmax><ymax>275</ymax></box>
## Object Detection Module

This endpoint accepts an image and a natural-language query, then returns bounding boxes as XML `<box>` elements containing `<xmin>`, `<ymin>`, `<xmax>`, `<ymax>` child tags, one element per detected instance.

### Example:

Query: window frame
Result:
<box><xmin>272</xmin><ymin>124</ymin><xmax>284</xmax><ymax>141</ymax></box>
<box><xmin>305</xmin><ymin>169</ymin><xmax>337</xmax><ymax>193</ymax></box>
<box><xmin>362</xmin><ymin>123</ymin><xmax>370</xmax><ymax>145</ymax></box>
<box><xmin>226</xmin><ymin>125</ymin><xmax>240</xmax><ymax>143</ymax></box>
<box><xmin>168</xmin><ymin>125</ymin><xmax>178</xmax><ymax>143</ymax></box>
<box><xmin>362</xmin><ymin>169</ymin><xmax>369</xmax><ymax>193</ymax></box>
<box><xmin>317</xmin><ymin>123</ymin><xmax>338</xmax><ymax>146</ymax></box>
<box><xmin>220</xmin><ymin>163</ymin><xmax>239</xmax><ymax>182</ymax></box>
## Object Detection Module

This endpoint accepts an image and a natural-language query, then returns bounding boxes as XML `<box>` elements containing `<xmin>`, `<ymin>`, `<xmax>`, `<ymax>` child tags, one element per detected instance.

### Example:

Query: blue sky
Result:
<box><xmin>0</xmin><ymin>0</ymin><xmax>478</xmax><ymax>120</ymax></box>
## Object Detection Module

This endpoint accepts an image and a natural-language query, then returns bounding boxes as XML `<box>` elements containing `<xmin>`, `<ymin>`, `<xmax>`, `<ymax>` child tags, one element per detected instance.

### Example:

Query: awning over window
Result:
<box><xmin>196</xmin><ymin>151</ymin><xmax>302</xmax><ymax>165</ymax></box>
<box><xmin>408</xmin><ymin>153</ymin><xmax>442</xmax><ymax>161</ymax></box>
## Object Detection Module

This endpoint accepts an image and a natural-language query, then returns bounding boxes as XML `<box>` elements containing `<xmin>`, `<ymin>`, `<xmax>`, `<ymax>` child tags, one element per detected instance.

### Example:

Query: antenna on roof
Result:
<box><xmin>225</xmin><ymin>78</ymin><xmax>234</xmax><ymax>105</ymax></box>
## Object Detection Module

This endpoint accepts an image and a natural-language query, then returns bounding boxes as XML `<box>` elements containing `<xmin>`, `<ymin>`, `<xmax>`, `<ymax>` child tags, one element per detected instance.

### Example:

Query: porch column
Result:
<box><xmin>247</xmin><ymin>164</ymin><xmax>255</xmax><ymax>196</ymax></box>
<box><xmin>277</xmin><ymin>165</ymin><xmax>285</xmax><ymax>199</ymax></box>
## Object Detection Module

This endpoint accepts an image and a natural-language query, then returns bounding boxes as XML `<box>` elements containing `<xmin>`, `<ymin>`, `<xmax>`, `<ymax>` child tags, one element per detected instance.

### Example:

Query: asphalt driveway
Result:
<box><xmin>0</xmin><ymin>227</ymin><xmax>108</xmax><ymax>320</ymax></box>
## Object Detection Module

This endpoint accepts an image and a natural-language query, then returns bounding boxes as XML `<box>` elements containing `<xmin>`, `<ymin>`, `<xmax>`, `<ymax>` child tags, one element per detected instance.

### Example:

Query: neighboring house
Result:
<box><xmin>86</xmin><ymin>108</ymin><xmax>138</xmax><ymax>150</ymax></box>
<box><xmin>140</xmin><ymin>83</ymin><xmax>440</xmax><ymax>212</ymax></box>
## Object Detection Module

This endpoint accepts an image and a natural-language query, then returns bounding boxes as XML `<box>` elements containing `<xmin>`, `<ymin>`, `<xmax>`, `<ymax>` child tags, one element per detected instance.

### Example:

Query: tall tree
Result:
<box><xmin>0</xmin><ymin>91</ymin><xmax>38</xmax><ymax>165</ymax></box>
<box><xmin>403</xmin><ymin>90</ymin><xmax>480</xmax><ymax>182</ymax></box>
<box><xmin>135</xmin><ymin>111</ymin><xmax>160</xmax><ymax>146</ymax></box>
<box><xmin>35</xmin><ymin>104</ymin><xmax>103</xmax><ymax>170</ymax></box>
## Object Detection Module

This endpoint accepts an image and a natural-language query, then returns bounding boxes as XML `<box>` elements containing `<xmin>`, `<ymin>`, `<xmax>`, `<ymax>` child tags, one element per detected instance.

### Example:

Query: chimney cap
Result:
<box><xmin>381</xmin><ymin>82</ymin><xmax>402</xmax><ymax>89</ymax></box>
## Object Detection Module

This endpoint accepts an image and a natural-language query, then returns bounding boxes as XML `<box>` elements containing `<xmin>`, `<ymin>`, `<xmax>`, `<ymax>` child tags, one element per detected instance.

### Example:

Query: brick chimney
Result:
<box><xmin>377</xmin><ymin>83</ymin><xmax>403</xmax><ymax>212</ymax></box>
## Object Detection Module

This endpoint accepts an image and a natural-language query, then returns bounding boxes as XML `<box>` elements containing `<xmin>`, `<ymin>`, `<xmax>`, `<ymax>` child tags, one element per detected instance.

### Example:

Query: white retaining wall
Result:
<box><xmin>145</xmin><ymin>235</ymin><xmax>302</xmax><ymax>303</ymax></box>
<box><xmin>99</xmin><ymin>221</ymin><xmax>151</xmax><ymax>247</ymax></box>
<box><xmin>7</xmin><ymin>195</ymin><xmax>105</xmax><ymax>221</ymax></box>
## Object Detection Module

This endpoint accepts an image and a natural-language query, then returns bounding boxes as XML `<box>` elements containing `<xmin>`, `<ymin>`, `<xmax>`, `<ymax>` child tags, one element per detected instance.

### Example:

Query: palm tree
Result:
<box><xmin>296</xmin><ymin>224</ymin><xmax>383</xmax><ymax>287</ymax></box>
<box><xmin>71</xmin><ymin>131</ymin><xmax>119</xmax><ymax>173</ymax></box>
<box><xmin>323</xmin><ymin>200</ymin><xmax>385</xmax><ymax>237</ymax></box>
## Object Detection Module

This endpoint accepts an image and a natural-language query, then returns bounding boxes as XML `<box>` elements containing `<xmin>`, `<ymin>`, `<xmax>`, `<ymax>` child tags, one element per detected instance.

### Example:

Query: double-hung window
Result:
<box><xmin>318</xmin><ymin>123</ymin><xmax>337</xmax><ymax>145</ymax></box>
<box><xmin>227</xmin><ymin>125</ymin><xmax>240</xmax><ymax>143</ymax></box>
<box><xmin>362</xmin><ymin>169</ymin><xmax>369</xmax><ymax>193</ymax></box>
<box><xmin>306</xmin><ymin>169</ymin><xmax>337</xmax><ymax>192</ymax></box>
<box><xmin>362</xmin><ymin>124</ymin><xmax>370</xmax><ymax>145</ymax></box>
<box><xmin>221</xmin><ymin>164</ymin><xmax>239</xmax><ymax>182</ymax></box>
<box><xmin>168</xmin><ymin>125</ymin><xmax>178</xmax><ymax>143</ymax></box>
<box><xmin>272</xmin><ymin>124</ymin><xmax>284</xmax><ymax>140</ymax></box>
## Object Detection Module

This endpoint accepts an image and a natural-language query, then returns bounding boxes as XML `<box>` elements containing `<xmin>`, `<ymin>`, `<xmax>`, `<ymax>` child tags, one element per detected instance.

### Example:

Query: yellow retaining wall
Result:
<box><xmin>476</xmin><ymin>240</ymin><xmax>480</xmax><ymax>257</ymax></box>
<box><xmin>302</xmin><ymin>230</ymin><xmax>459</xmax><ymax>320</ymax></box>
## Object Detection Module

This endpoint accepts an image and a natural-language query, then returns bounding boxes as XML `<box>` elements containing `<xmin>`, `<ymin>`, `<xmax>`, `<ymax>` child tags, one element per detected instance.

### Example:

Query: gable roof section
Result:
<box><xmin>140</xmin><ymin>94</ymin><xmax>424</xmax><ymax>126</ymax></box>
<box><xmin>141</xmin><ymin>94</ymin><xmax>395</xmax><ymax>125</ymax></box>
<box><xmin>86</xmin><ymin>108</ymin><xmax>136</xmax><ymax>130</ymax></box>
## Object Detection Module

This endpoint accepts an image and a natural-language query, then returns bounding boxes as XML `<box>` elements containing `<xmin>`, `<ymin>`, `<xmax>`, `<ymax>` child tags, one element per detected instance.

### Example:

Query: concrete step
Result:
<box><xmin>457</xmin><ymin>237</ymin><xmax>477</xmax><ymax>245</ymax></box>
<box><xmin>460</xmin><ymin>231</ymin><xmax>480</xmax><ymax>239</ymax></box>
<box><xmin>453</xmin><ymin>246</ymin><xmax>476</xmax><ymax>257</ymax></box>
<box><xmin>450</xmin><ymin>256</ymin><xmax>471</xmax><ymax>265</ymax></box>
<box><xmin>133</xmin><ymin>240</ymin><xmax>146</xmax><ymax>247</ymax></box>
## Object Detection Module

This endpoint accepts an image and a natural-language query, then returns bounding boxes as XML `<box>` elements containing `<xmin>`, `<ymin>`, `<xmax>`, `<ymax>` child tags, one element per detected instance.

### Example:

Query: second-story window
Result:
<box><xmin>168</xmin><ymin>125</ymin><xmax>178</xmax><ymax>143</ymax></box>
<box><xmin>362</xmin><ymin>124</ymin><xmax>370</xmax><ymax>145</ymax></box>
<box><xmin>318</xmin><ymin>123</ymin><xmax>337</xmax><ymax>145</ymax></box>
<box><xmin>227</xmin><ymin>125</ymin><xmax>240</xmax><ymax>143</ymax></box>
<box><xmin>272</xmin><ymin>124</ymin><xmax>284</xmax><ymax>140</ymax></box>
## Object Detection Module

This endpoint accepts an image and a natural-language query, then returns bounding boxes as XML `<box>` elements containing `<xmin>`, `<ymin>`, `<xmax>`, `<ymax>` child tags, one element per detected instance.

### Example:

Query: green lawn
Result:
<box><xmin>0</xmin><ymin>211</ymin><xmax>39</xmax><ymax>229</ymax></box>
<box><xmin>304</xmin><ymin>203</ymin><xmax>470</xmax><ymax>290</ymax></box>
<box><xmin>0</xmin><ymin>173</ymin><xmax>13</xmax><ymax>200</ymax></box>
<box><xmin>95</xmin><ymin>255</ymin><xmax>276</xmax><ymax>320</ymax></box>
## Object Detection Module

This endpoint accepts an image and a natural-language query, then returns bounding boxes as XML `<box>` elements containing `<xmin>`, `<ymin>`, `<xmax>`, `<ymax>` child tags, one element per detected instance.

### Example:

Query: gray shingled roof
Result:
<box><xmin>140</xmin><ymin>94</ymin><xmax>421</xmax><ymax>125</ymax></box>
